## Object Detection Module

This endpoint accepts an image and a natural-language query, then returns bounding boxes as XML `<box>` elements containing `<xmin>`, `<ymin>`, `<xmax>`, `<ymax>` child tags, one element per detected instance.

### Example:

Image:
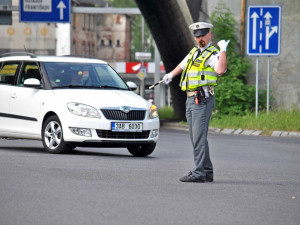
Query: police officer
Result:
<box><xmin>163</xmin><ymin>22</ymin><xmax>230</xmax><ymax>183</ymax></box>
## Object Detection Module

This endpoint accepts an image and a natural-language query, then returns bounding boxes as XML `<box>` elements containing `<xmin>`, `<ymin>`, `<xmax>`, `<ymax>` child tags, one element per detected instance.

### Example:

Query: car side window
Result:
<box><xmin>0</xmin><ymin>62</ymin><xmax>21</xmax><ymax>85</ymax></box>
<box><xmin>17</xmin><ymin>62</ymin><xmax>41</xmax><ymax>86</ymax></box>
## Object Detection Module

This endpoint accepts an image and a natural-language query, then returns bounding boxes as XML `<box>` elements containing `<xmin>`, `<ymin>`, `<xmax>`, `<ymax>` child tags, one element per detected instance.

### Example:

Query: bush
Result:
<box><xmin>211</xmin><ymin>2</ymin><xmax>266</xmax><ymax>115</ymax></box>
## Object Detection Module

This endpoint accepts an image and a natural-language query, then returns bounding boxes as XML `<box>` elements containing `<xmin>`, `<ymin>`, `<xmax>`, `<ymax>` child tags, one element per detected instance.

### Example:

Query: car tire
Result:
<box><xmin>127</xmin><ymin>142</ymin><xmax>156</xmax><ymax>157</ymax></box>
<box><xmin>42</xmin><ymin>115</ymin><xmax>75</xmax><ymax>154</ymax></box>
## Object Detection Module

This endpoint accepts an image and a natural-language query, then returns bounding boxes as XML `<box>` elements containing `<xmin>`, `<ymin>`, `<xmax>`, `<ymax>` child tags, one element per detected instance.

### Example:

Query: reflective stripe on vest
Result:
<box><xmin>180</xmin><ymin>46</ymin><xmax>218</xmax><ymax>91</ymax></box>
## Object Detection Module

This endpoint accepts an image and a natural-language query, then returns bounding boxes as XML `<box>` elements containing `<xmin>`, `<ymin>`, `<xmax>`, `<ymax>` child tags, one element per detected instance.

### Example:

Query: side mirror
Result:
<box><xmin>24</xmin><ymin>78</ymin><xmax>41</xmax><ymax>88</ymax></box>
<box><xmin>127</xmin><ymin>81</ymin><xmax>137</xmax><ymax>91</ymax></box>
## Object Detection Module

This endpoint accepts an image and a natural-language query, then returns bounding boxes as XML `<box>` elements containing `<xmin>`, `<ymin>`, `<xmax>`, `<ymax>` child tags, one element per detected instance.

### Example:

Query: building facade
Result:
<box><xmin>0</xmin><ymin>0</ymin><xmax>56</xmax><ymax>55</ymax></box>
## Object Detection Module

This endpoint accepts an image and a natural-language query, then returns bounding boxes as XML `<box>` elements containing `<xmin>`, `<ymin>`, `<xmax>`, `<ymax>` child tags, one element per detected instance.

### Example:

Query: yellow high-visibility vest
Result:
<box><xmin>180</xmin><ymin>46</ymin><xmax>218</xmax><ymax>91</ymax></box>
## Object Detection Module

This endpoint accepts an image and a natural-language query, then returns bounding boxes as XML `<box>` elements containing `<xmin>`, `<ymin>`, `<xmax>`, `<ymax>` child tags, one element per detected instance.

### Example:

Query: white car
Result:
<box><xmin>0</xmin><ymin>53</ymin><xmax>159</xmax><ymax>156</ymax></box>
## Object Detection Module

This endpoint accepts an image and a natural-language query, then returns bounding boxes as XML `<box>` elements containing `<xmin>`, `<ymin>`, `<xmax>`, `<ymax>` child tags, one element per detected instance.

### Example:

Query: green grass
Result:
<box><xmin>158</xmin><ymin>107</ymin><xmax>300</xmax><ymax>135</ymax></box>
<box><xmin>210</xmin><ymin>110</ymin><xmax>300</xmax><ymax>135</ymax></box>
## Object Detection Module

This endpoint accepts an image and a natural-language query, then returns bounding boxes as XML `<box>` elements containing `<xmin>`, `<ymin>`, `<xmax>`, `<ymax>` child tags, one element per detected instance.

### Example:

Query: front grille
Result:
<box><xmin>101</xmin><ymin>109</ymin><xmax>146</xmax><ymax>120</ymax></box>
<box><xmin>96</xmin><ymin>130</ymin><xmax>150</xmax><ymax>139</ymax></box>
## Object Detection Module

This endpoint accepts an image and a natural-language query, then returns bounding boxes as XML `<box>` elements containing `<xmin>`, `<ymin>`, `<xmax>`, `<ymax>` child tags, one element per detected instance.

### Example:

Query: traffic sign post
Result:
<box><xmin>19</xmin><ymin>0</ymin><xmax>71</xmax><ymax>23</ymax></box>
<box><xmin>137</xmin><ymin>67</ymin><xmax>147</xmax><ymax>81</ymax></box>
<box><xmin>247</xmin><ymin>5</ymin><xmax>281</xmax><ymax>118</ymax></box>
<box><xmin>135</xmin><ymin>52</ymin><xmax>151</xmax><ymax>98</ymax></box>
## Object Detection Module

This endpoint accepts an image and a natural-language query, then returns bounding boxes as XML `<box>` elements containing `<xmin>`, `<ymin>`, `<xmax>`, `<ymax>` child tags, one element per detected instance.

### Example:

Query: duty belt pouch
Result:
<box><xmin>208</xmin><ymin>86</ymin><xmax>215</xmax><ymax>95</ymax></box>
<box><xmin>196</xmin><ymin>86</ymin><xmax>206</xmax><ymax>103</ymax></box>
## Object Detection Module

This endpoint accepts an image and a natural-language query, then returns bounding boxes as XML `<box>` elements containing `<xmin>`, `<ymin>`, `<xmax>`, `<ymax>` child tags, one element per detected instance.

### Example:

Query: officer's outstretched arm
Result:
<box><xmin>163</xmin><ymin>65</ymin><xmax>183</xmax><ymax>84</ymax></box>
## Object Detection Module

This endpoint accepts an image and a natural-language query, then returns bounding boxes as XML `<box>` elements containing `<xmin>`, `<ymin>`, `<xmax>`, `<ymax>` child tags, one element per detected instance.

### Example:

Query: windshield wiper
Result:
<box><xmin>52</xmin><ymin>85</ymin><xmax>128</xmax><ymax>90</ymax></box>
<box><xmin>99</xmin><ymin>85</ymin><xmax>127</xmax><ymax>90</ymax></box>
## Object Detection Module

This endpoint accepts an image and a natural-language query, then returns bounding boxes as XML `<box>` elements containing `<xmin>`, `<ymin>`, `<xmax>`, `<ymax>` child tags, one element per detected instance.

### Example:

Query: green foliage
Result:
<box><xmin>211</xmin><ymin>2</ymin><xmax>266</xmax><ymax>115</ymax></box>
<box><xmin>158</xmin><ymin>106</ymin><xmax>177</xmax><ymax>120</ymax></box>
<box><xmin>108</xmin><ymin>0</ymin><xmax>136</xmax><ymax>7</ymax></box>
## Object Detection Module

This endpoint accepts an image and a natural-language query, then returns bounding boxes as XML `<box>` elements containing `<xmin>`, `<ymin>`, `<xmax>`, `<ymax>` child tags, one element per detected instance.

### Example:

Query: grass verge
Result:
<box><xmin>158</xmin><ymin>107</ymin><xmax>300</xmax><ymax>135</ymax></box>
<box><xmin>210</xmin><ymin>111</ymin><xmax>300</xmax><ymax>135</ymax></box>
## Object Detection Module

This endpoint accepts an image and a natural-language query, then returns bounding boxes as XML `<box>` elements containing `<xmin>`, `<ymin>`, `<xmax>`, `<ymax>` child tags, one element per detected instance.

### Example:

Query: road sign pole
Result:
<box><xmin>267</xmin><ymin>56</ymin><xmax>270</xmax><ymax>114</ymax></box>
<box><xmin>255</xmin><ymin>56</ymin><xmax>259</xmax><ymax>119</ymax></box>
<box><xmin>154</xmin><ymin>43</ymin><xmax>161</xmax><ymax>107</ymax></box>
<box><xmin>141</xmin><ymin>61</ymin><xmax>145</xmax><ymax>98</ymax></box>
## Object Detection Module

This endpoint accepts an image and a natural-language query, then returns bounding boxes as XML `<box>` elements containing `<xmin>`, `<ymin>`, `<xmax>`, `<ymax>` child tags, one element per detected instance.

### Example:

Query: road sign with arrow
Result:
<box><xmin>20</xmin><ymin>0</ymin><xmax>70</xmax><ymax>23</ymax></box>
<box><xmin>247</xmin><ymin>5</ymin><xmax>281</xmax><ymax>56</ymax></box>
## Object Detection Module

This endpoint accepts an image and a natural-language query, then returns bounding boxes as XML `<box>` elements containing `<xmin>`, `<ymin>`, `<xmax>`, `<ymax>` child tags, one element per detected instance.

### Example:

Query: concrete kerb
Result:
<box><xmin>160</xmin><ymin>121</ymin><xmax>300</xmax><ymax>138</ymax></box>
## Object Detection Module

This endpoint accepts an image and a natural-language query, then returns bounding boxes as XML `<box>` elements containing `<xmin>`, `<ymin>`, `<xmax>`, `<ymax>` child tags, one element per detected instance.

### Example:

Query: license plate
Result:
<box><xmin>111</xmin><ymin>122</ymin><xmax>143</xmax><ymax>132</ymax></box>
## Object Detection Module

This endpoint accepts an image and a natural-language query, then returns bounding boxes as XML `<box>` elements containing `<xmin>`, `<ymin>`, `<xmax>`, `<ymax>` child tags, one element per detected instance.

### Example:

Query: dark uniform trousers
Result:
<box><xmin>185</xmin><ymin>94</ymin><xmax>215</xmax><ymax>178</ymax></box>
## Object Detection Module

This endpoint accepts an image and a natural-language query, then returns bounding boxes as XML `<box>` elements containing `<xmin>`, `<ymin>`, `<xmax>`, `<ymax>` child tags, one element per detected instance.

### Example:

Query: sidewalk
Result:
<box><xmin>160</xmin><ymin>121</ymin><xmax>300</xmax><ymax>138</ymax></box>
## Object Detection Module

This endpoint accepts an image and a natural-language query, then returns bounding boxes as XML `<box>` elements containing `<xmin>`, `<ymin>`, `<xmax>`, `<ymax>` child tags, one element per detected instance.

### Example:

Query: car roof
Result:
<box><xmin>0</xmin><ymin>55</ymin><xmax>108</xmax><ymax>64</ymax></box>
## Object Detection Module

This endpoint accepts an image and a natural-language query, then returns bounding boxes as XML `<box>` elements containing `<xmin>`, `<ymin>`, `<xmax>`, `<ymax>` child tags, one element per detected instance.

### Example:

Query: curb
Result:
<box><xmin>161</xmin><ymin>122</ymin><xmax>300</xmax><ymax>138</ymax></box>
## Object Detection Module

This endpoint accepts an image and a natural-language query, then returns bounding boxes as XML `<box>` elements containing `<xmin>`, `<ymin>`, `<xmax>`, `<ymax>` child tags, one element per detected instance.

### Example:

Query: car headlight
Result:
<box><xmin>148</xmin><ymin>104</ymin><xmax>158</xmax><ymax>119</ymax></box>
<box><xmin>67</xmin><ymin>103</ymin><xmax>100</xmax><ymax>118</ymax></box>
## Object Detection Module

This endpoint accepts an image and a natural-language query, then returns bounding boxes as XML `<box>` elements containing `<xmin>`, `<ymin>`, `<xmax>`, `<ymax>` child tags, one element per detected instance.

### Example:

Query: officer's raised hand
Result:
<box><xmin>217</xmin><ymin>40</ymin><xmax>230</xmax><ymax>52</ymax></box>
<box><xmin>163</xmin><ymin>72</ymin><xmax>174</xmax><ymax>84</ymax></box>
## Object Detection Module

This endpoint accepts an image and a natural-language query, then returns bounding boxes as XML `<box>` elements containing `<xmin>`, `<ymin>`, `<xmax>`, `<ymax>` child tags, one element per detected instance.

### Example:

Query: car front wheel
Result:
<box><xmin>127</xmin><ymin>143</ymin><xmax>156</xmax><ymax>157</ymax></box>
<box><xmin>42</xmin><ymin>115</ymin><xmax>74</xmax><ymax>154</ymax></box>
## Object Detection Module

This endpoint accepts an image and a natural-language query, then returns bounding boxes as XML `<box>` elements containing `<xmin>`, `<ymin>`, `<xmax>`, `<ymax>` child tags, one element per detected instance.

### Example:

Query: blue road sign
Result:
<box><xmin>247</xmin><ymin>5</ymin><xmax>281</xmax><ymax>56</ymax></box>
<box><xmin>19</xmin><ymin>0</ymin><xmax>71</xmax><ymax>23</ymax></box>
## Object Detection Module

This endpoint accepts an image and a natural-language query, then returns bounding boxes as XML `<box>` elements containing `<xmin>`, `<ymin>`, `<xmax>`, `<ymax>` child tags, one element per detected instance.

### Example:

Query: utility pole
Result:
<box><xmin>240</xmin><ymin>0</ymin><xmax>246</xmax><ymax>57</ymax></box>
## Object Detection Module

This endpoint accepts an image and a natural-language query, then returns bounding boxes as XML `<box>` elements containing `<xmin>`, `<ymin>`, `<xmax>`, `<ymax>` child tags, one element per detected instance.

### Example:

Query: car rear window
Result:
<box><xmin>0</xmin><ymin>62</ymin><xmax>20</xmax><ymax>85</ymax></box>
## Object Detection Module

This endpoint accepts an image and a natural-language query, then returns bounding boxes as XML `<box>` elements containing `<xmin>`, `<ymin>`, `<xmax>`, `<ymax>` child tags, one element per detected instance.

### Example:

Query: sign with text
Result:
<box><xmin>19</xmin><ymin>0</ymin><xmax>70</xmax><ymax>23</ymax></box>
<box><xmin>247</xmin><ymin>5</ymin><xmax>281</xmax><ymax>56</ymax></box>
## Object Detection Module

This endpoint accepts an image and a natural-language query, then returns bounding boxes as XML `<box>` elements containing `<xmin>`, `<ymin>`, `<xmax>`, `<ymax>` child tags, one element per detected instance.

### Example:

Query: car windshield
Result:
<box><xmin>43</xmin><ymin>62</ymin><xmax>129</xmax><ymax>90</ymax></box>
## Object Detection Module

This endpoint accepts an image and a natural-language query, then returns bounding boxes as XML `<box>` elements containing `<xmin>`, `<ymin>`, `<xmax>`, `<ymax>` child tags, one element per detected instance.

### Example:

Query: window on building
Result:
<box><xmin>87</xmin><ymin>43</ymin><xmax>90</xmax><ymax>56</ymax></box>
<box><xmin>72</xmin><ymin>15</ymin><xmax>76</xmax><ymax>30</ymax></box>
<box><xmin>82</xmin><ymin>42</ymin><xmax>86</xmax><ymax>55</ymax></box>
<box><xmin>116</xmin><ymin>15</ymin><xmax>121</xmax><ymax>24</ymax></box>
<box><xmin>101</xmin><ymin>40</ymin><xmax>105</xmax><ymax>46</ymax></box>
<box><xmin>90</xmin><ymin>15</ymin><xmax>94</xmax><ymax>31</ymax></box>
<box><xmin>91</xmin><ymin>43</ymin><xmax>94</xmax><ymax>56</ymax></box>
<box><xmin>82</xmin><ymin>14</ymin><xmax>85</xmax><ymax>30</ymax></box>
<box><xmin>116</xmin><ymin>40</ymin><xmax>120</xmax><ymax>47</ymax></box>
<box><xmin>87</xmin><ymin>14</ymin><xmax>90</xmax><ymax>30</ymax></box>
<box><xmin>109</xmin><ymin>40</ymin><xmax>112</xmax><ymax>47</ymax></box>
<box><xmin>72</xmin><ymin>40</ymin><xmax>76</xmax><ymax>55</ymax></box>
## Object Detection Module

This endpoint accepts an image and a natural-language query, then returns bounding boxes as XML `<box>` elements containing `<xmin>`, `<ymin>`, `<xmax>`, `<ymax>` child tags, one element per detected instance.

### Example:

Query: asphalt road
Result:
<box><xmin>0</xmin><ymin>128</ymin><xmax>300</xmax><ymax>225</ymax></box>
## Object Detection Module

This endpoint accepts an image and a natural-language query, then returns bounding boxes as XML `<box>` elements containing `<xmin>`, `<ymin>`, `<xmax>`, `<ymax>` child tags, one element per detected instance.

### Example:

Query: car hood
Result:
<box><xmin>52</xmin><ymin>89</ymin><xmax>150</xmax><ymax>109</ymax></box>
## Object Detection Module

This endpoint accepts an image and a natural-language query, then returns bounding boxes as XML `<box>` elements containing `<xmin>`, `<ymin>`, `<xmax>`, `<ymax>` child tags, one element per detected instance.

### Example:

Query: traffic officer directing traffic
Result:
<box><xmin>163</xmin><ymin>22</ymin><xmax>230</xmax><ymax>183</ymax></box>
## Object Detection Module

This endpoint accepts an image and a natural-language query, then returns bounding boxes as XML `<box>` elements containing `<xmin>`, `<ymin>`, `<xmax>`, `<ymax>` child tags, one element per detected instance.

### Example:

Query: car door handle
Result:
<box><xmin>11</xmin><ymin>93</ymin><xmax>17</xmax><ymax>98</ymax></box>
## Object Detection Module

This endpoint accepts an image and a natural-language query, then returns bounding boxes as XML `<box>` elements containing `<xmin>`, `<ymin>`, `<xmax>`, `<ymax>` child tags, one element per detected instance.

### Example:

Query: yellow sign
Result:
<box><xmin>7</xmin><ymin>27</ymin><xmax>15</xmax><ymax>35</ymax></box>
<box><xmin>137</xmin><ymin>67</ymin><xmax>147</xmax><ymax>80</ymax></box>
<box><xmin>40</xmin><ymin>27</ymin><xmax>48</xmax><ymax>36</ymax></box>
<box><xmin>24</xmin><ymin>27</ymin><xmax>32</xmax><ymax>36</ymax></box>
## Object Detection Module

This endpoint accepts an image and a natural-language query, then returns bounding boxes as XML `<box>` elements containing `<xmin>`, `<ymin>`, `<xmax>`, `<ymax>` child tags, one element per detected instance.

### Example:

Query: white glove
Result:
<box><xmin>217</xmin><ymin>40</ymin><xmax>230</xmax><ymax>52</ymax></box>
<box><xmin>163</xmin><ymin>72</ymin><xmax>174</xmax><ymax>84</ymax></box>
